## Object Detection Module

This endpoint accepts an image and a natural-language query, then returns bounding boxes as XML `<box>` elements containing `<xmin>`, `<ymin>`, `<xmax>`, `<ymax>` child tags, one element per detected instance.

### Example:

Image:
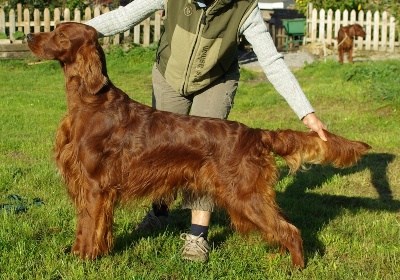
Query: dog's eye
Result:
<box><xmin>57</xmin><ymin>31</ymin><xmax>67</xmax><ymax>38</ymax></box>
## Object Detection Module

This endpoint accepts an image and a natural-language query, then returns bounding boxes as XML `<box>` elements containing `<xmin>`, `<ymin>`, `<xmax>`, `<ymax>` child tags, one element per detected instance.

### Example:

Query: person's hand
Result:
<box><xmin>302</xmin><ymin>113</ymin><xmax>328</xmax><ymax>141</ymax></box>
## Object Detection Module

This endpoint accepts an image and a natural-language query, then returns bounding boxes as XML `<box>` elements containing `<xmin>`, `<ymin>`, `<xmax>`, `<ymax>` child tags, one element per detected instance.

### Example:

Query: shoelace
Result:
<box><xmin>180</xmin><ymin>233</ymin><xmax>209</xmax><ymax>253</ymax></box>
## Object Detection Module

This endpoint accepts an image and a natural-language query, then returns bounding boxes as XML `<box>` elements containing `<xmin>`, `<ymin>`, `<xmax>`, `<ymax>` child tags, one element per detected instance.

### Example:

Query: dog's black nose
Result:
<box><xmin>26</xmin><ymin>33</ymin><xmax>34</xmax><ymax>42</ymax></box>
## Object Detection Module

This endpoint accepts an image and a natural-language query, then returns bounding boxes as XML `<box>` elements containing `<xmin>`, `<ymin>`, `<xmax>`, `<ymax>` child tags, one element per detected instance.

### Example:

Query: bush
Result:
<box><xmin>12</xmin><ymin>30</ymin><xmax>25</xmax><ymax>40</ymax></box>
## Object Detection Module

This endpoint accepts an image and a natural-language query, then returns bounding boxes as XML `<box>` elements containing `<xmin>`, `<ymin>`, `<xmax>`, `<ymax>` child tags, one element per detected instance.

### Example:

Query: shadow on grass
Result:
<box><xmin>113</xmin><ymin>152</ymin><xmax>399</xmax><ymax>263</ymax></box>
<box><xmin>278</xmin><ymin>152</ymin><xmax>398</xmax><ymax>261</ymax></box>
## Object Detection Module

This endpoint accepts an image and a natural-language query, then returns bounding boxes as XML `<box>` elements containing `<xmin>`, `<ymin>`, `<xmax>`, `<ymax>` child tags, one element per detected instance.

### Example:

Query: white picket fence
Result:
<box><xmin>0</xmin><ymin>3</ymin><xmax>163</xmax><ymax>46</ymax></box>
<box><xmin>0</xmin><ymin>3</ymin><xmax>399</xmax><ymax>53</ymax></box>
<box><xmin>305</xmin><ymin>3</ymin><xmax>399</xmax><ymax>52</ymax></box>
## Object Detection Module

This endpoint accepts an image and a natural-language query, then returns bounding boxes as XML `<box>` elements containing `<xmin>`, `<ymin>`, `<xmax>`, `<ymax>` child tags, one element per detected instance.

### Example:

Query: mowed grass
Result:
<box><xmin>0</xmin><ymin>46</ymin><xmax>399</xmax><ymax>279</ymax></box>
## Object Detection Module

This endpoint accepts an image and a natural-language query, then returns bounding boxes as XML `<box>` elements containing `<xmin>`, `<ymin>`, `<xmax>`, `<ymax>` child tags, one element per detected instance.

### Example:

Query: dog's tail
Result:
<box><xmin>261</xmin><ymin>129</ymin><xmax>371</xmax><ymax>172</ymax></box>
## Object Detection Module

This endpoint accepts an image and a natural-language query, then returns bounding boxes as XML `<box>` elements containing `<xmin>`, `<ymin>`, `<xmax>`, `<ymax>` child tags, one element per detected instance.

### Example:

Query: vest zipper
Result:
<box><xmin>181</xmin><ymin>7</ymin><xmax>207</xmax><ymax>93</ymax></box>
<box><xmin>156</xmin><ymin>27</ymin><xmax>167</xmax><ymax>63</ymax></box>
<box><xmin>201</xmin><ymin>8</ymin><xmax>207</xmax><ymax>25</ymax></box>
<box><xmin>156</xmin><ymin>44</ymin><xmax>168</xmax><ymax>64</ymax></box>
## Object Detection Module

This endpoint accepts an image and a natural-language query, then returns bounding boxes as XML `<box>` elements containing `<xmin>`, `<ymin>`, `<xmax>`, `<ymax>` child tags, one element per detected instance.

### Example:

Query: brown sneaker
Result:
<box><xmin>135</xmin><ymin>210</ymin><xmax>168</xmax><ymax>231</ymax></box>
<box><xmin>180</xmin><ymin>233</ymin><xmax>210</xmax><ymax>262</ymax></box>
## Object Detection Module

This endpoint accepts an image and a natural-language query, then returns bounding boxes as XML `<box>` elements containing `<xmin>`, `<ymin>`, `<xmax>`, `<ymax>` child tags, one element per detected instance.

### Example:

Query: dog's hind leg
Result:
<box><xmin>226</xmin><ymin>194</ymin><xmax>304</xmax><ymax>268</ymax></box>
<box><xmin>72</xmin><ymin>182</ymin><xmax>117</xmax><ymax>260</ymax></box>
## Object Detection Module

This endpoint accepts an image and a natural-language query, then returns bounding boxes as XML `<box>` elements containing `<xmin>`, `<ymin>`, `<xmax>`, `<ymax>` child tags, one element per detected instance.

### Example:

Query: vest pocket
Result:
<box><xmin>156</xmin><ymin>43</ymin><xmax>169</xmax><ymax>63</ymax></box>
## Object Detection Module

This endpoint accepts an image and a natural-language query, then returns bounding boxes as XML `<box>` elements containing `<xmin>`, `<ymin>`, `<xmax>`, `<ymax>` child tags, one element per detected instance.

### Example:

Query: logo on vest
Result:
<box><xmin>184</xmin><ymin>5</ymin><xmax>193</xmax><ymax>16</ymax></box>
<box><xmin>194</xmin><ymin>46</ymin><xmax>209</xmax><ymax>79</ymax></box>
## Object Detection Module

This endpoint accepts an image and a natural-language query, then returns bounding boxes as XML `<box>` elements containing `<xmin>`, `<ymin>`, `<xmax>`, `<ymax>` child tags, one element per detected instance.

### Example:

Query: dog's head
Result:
<box><xmin>27</xmin><ymin>22</ymin><xmax>108</xmax><ymax>94</ymax></box>
<box><xmin>349</xmin><ymin>24</ymin><xmax>366</xmax><ymax>38</ymax></box>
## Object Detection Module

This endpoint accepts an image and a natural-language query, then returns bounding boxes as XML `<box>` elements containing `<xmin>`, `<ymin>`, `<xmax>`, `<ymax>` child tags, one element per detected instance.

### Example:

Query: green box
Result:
<box><xmin>282</xmin><ymin>18</ymin><xmax>306</xmax><ymax>35</ymax></box>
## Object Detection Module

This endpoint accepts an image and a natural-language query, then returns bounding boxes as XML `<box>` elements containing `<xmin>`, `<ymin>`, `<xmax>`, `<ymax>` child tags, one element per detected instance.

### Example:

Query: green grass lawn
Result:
<box><xmin>0</xmin><ymin>47</ymin><xmax>399</xmax><ymax>279</ymax></box>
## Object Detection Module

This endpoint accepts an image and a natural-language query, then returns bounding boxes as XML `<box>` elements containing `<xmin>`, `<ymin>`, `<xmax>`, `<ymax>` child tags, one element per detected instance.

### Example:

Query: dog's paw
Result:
<box><xmin>72</xmin><ymin>238</ymin><xmax>99</xmax><ymax>260</ymax></box>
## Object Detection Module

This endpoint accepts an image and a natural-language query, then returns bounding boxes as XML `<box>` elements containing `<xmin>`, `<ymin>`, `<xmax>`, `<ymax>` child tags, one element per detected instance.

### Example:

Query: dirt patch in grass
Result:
<box><xmin>239</xmin><ymin>48</ymin><xmax>400</xmax><ymax>71</ymax></box>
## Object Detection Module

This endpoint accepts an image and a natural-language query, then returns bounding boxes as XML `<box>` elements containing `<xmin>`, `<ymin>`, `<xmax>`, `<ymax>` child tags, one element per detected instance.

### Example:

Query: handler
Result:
<box><xmin>86</xmin><ymin>0</ymin><xmax>328</xmax><ymax>262</ymax></box>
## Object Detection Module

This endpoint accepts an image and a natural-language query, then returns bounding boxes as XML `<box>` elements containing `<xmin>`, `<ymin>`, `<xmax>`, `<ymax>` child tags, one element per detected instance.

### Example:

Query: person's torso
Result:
<box><xmin>156</xmin><ymin>0</ymin><xmax>257</xmax><ymax>95</ymax></box>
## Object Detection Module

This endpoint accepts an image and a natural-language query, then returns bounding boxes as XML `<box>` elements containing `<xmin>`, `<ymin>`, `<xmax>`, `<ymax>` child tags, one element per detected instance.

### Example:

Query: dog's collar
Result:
<box><xmin>96</xmin><ymin>79</ymin><xmax>110</xmax><ymax>94</ymax></box>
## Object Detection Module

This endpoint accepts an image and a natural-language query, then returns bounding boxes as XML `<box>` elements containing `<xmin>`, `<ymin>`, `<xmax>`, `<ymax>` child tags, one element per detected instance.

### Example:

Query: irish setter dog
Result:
<box><xmin>27</xmin><ymin>22</ymin><xmax>370</xmax><ymax>268</ymax></box>
<box><xmin>337</xmin><ymin>24</ymin><xmax>366</xmax><ymax>64</ymax></box>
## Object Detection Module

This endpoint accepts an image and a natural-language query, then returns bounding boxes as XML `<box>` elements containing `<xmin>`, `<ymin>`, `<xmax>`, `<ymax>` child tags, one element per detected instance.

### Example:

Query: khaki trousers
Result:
<box><xmin>152</xmin><ymin>63</ymin><xmax>239</xmax><ymax>211</ymax></box>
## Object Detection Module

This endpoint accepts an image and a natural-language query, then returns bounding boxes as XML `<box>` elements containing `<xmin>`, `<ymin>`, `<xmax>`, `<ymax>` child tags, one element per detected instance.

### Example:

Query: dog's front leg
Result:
<box><xmin>348</xmin><ymin>47</ymin><xmax>354</xmax><ymax>63</ymax></box>
<box><xmin>338</xmin><ymin>48</ymin><xmax>344</xmax><ymax>64</ymax></box>
<box><xmin>72</xmin><ymin>184</ymin><xmax>117</xmax><ymax>260</ymax></box>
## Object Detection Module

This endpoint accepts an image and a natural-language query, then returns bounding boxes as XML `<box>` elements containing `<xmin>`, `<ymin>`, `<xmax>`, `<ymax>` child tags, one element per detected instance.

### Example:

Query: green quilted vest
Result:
<box><xmin>156</xmin><ymin>0</ymin><xmax>258</xmax><ymax>95</ymax></box>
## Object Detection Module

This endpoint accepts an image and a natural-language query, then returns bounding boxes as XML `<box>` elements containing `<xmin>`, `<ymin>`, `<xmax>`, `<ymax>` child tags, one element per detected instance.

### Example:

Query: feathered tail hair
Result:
<box><xmin>261</xmin><ymin>129</ymin><xmax>371</xmax><ymax>173</ymax></box>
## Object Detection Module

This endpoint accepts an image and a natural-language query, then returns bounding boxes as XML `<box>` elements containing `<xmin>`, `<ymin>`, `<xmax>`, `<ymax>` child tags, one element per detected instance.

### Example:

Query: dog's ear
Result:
<box><xmin>77</xmin><ymin>43</ymin><xmax>108</xmax><ymax>94</ymax></box>
<box><xmin>347</xmin><ymin>26</ymin><xmax>355</xmax><ymax>37</ymax></box>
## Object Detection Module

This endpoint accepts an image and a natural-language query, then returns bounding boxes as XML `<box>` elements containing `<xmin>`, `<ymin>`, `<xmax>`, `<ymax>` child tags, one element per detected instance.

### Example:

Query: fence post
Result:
<box><xmin>381</xmin><ymin>11</ymin><xmax>388</xmax><ymax>52</ymax></box>
<box><xmin>350</xmin><ymin>9</ymin><xmax>356</xmax><ymax>24</ymax></box>
<box><xmin>64</xmin><ymin>8</ymin><xmax>71</xmax><ymax>22</ymax></box>
<box><xmin>94</xmin><ymin>6</ymin><xmax>110</xmax><ymax>45</ymax></box>
<box><xmin>134</xmin><ymin>24</ymin><xmax>140</xmax><ymax>44</ymax></box>
<box><xmin>9</xmin><ymin>9</ymin><xmax>16</xmax><ymax>41</ymax></box>
<box><xmin>311</xmin><ymin>8</ymin><xmax>317</xmax><ymax>42</ymax></box>
<box><xmin>389</xmin><ymin>16</ymin><xmax>395</xmax><ymax>52</ymax></box>
<box><xmin>93</xmin><ymin>6</ymin><xmax>101</xmax><ymax>18</ymax></box>
<box><xmin>85</xmin><ymin>7</ymin><xmax>92</xmax><ymax>21</ymax></box>
<box><xmin>334</xmin><ymin>9</ymin><xmax>341</xmax><ymax>47</ymax></box>
<box><xmin>373</xmin><ymin>11</ymin><xmax>380</xmax><ymax>51</ymax></box>
<box><xmin>123</xmin><ymin>29</ymin><xmax>130</xmax><ymax>43</ymax></box>
<box><xmin>34</xmin><ymin>9</ymin><xmax>40</xmax><ymax>33</ymax></box>
<box><xmin>365</xmin><ymin>11</ymin><xmax>372</xmax><ymax>50</ymax></box>
<box><xmin>74</xmin><ymin>9</ymin><xmax>81</xmax><ymax>23</ymax></box>
<box><xmin>342</xmin><ymin>10</ymin><xmax>349</xmax><ymax>26</ymax></box>
<box><xmin>44</xmin><ymin>8</ymin><xmax>50</xmax><ymax>32</ymax></box>
<box><xmin>143</xmin><ymin>17</ymin><xmax>150</xmax><ymax>46</ymax></box>
<box><xmin>17</xmin><ymin>3</ymin><xmax>22</xmax><ymax>31</ymax></box>
<box><xmin>326</xmin><ymin>9</ymin><xmax>333</xmax><ymax>45</ymax></box>
<box><xmin>357</xmin><ymin>10</ymin><xmax>365</xmax><ymax>50</ymax></box>
<box><xmin>23</xmin><ymin>8</ymin><xmax>30</xmax><ymax>35</ymax></box>
<box><xmin>319</xmin><ymin>9</ymin><xmax>325</xmax><ymax>43</ymax></box>
<box><xmin>306</xmin><ymin>2</ymin><xmax>313</xmax><ymax>42</ymax></box>
<box><xmin>113</xmin><ymin>32</ymin><xmax>120</xmax><ymax>45</ymax></box>
<box><xmin>154</xmin><ymin>11</ymin><xmax>162</xmax><ymax>42</ymax></box>
<box><xmin>0</xmin><ymin>8</ymin><xmax>5</xmax><ymax>34</ymax></box>
<box><xmin>54</xmin><ymin>8</ymin><xmax>61</xmax><ymax>25</ymax></box>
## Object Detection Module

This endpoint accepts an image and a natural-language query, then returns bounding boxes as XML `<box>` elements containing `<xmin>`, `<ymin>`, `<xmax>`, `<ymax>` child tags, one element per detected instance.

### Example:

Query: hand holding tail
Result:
<box><xmin>302</xmin><ymin>113</ymin><xmax>328</xmax><ymax>141</ymax></box>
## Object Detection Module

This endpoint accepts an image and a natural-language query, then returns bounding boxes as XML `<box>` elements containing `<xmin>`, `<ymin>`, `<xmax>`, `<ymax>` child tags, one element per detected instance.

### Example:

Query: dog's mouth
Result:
<box><xmin>27</xmin><ymin>33</ymin><xmax>61</xmax><ymax>61</ymax></box>
<box><xmin>27</xmin><ymin>34</ymin><xmax>39</xmax><ymax>55</ymax></box>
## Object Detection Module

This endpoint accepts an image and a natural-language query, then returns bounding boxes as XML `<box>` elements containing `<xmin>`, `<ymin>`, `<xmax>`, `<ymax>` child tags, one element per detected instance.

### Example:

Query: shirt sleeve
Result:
<box><xmin>240</xmin><ymin>7</ymin><xmax>315</xmax><ymax>120</ymax></box>
<box><xmin>85</xmin><ymin>0</ymin><xmax>164</xmax><ymax>37</ymax></box>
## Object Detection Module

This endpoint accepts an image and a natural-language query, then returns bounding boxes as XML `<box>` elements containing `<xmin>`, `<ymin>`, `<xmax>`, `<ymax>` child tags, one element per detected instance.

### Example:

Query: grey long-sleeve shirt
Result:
<box><xmin>86</xmin><ymin>0</ymin><xmax>315</xmax><ymax>119</ymax></box>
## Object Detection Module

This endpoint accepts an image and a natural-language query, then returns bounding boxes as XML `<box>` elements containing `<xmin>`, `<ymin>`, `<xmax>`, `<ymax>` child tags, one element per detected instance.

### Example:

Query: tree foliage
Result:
<box><xmin>294</xmin><ymin>1</ymin><xmax>400</xmax><ymax>18</ymax></box>
<box><xmin>294</xmin><ymin>1</ymin><xmax>400</xmax><ymax>28</ymax></box>
<box><xmin>0</xmin><ymin>1</ymin><xmax>99</xmax><ymax>11</ymax></box>
<box><xmin>294</xmin><ymin>0</ymin><xmax>363</xmax><ymax>14</ymax></box>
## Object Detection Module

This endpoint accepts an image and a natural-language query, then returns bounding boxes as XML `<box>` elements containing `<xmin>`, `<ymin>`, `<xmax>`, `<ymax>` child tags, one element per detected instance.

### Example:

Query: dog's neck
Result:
<box><xmin>62</xmin><ymin>62</ymin><xmax>111</xmax><ymax>112</ymax></box>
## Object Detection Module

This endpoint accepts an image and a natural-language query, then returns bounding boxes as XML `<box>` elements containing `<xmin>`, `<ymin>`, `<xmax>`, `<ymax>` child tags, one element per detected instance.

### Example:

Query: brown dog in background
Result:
<box><xmin>337</xmin><ymin>24</ymin><xmax>366</xmax><ymax>64</ymax></box>
<box><xmin>27</xmin><ymin>22</ymin><xmax>371</xmax><ymax>268</ymax></box>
